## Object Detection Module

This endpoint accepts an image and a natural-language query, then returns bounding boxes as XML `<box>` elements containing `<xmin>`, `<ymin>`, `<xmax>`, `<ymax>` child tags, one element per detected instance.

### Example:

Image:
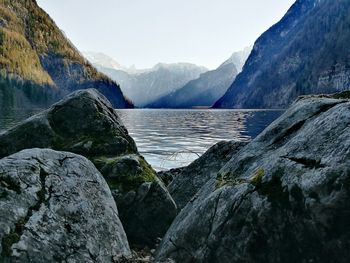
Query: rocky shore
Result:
<box><xmin>0</xmin><ymin>89</ymin><xmax>349</xmax><ymax>262</ymax></box>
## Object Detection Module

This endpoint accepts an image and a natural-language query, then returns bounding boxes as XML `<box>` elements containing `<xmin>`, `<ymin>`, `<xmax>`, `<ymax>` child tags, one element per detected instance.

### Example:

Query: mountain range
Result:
<box><xmin>0</xmin><ymin>0</ymin><xmax>132</xmax><ymax>109</ymax></box>
<box><xmin>147</xmin><ymin>47</ymin><xmax>252</xmax><ymax>108</ymax></box>
<box><xmin>214</xmin><ymin>0</ymin><xmax>350</xmax><ymax>108</ymax></box>
<box><xmin>85</xmin><ymin>54</ymin><xmax>208</xmax><ymax>107</ymax></box>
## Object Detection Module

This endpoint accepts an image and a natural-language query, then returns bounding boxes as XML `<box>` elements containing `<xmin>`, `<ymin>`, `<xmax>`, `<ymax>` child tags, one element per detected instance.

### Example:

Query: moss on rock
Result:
<box><xmin>93</xmin><ymin>154</ymin><xmax>157</xmax><ymax>193</ymax></box>
<box><xmin>250</xmin><ymin>168</ymin><xmax>265</xmax><ymax>187</ymax></box>
<box><xmin>332</xmin><ymin>91</ymin><xmax>350</xmax><ymax>99</ymax></box>
<box><xmin>1</xmin><ymin>231</ymin><xmax>20</xmax><ymax>257</ymax></box>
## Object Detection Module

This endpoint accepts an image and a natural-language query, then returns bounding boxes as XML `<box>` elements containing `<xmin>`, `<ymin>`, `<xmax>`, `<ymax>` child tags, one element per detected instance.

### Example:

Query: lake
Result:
<box><xmin>116</xmin><ymin>109</ymin><xmax>283</xmax><ymax>170</ymax></box>
<box><xmin>0</xmin><ymin>108</ymin><xmax>283</xmax><ymax>171</ymax></box>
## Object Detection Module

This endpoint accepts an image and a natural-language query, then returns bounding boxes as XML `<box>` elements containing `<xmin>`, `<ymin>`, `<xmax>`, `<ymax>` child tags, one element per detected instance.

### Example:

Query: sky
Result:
<box><xmin>37</xmin><ymin>0</ymin><xmax>295</xmax><ymax>69</ymax></box>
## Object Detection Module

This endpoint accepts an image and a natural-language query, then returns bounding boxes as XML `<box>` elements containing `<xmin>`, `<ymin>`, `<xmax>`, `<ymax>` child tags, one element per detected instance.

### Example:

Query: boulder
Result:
<box><xmin>0</xmin><ymin>89</ymin><xmax>137</xmax><ymax>158</ymax></box>
<box><xmin>156</xmin><ymin>94</ymin><xmax>350</xmax><ymax>263</ymax></box>
<box><xmin>115</xmin><ymin>180</ymin><xmax>177</xmax><ymax>247</ymax></box>
<box><xmin>0</xmin><ymin>89</ymin><xmax>177</xmax><ymax>247</ymax></box>
<box><xmin>0</xmin><ymin>148</ymin><xmax>131</xmax><ymax>262</ymax></box>
<box><xmin>166</xmin><ymin>140</ymin><xmax>248</xmax><ymax>210</ymax></box>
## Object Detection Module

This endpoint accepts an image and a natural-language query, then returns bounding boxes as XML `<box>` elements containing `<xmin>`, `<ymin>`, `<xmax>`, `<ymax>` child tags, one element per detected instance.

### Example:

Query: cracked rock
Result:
<box><xmin>0</xmin><ymin>148</ymin><xmax>131</xmax><ymax>262</ymax></box>
<box><xmin>155</xmin><ymin>95</ymin><xmax>350</xmax><ymax>263</ymax></box>
<box><xmin>0</xmin><ymin>89</ymin><xmax>177</xmax><ymax>248</ymax></box>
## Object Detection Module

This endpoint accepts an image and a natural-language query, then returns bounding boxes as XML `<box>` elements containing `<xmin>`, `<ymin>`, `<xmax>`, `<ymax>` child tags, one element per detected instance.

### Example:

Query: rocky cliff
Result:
<box><xmin>0</xmin><ymin>0</ymin><xmax>132</xmax><ymax>109</ymax></box>
<box><xmin>214</xmin><ymin>0</ymin><xmax>350</xmax><ymax>109</ymax></box>
<box><xmin>156</xmin><ymin>92</ymin><xmax>350</xmax><ymax>262</ymax></box>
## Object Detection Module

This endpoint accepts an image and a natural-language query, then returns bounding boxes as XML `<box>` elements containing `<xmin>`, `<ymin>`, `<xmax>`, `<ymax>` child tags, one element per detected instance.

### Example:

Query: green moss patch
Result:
<box><xmin>332</xmin><ymin>91</ymin><xmax>350</xmax><ymax>99</ymax></box>
<box><xmin>250</xmin><ymin>168</ymin><xmax>265</xmax><ymax>187</ymax></box>
<box><xmin>1</xmin><ymin>232</ymin><xmax>20</xmax><ymax>257</ymax></box>
<box><xmin>216</xmin><ymin>171</ymin><xmax>247</xmax><ymax>189</ymax></box>
<box><xmin>94</xmin><ymin>155</ymin><xmax>157</xmax><ymax>193</ymax></box>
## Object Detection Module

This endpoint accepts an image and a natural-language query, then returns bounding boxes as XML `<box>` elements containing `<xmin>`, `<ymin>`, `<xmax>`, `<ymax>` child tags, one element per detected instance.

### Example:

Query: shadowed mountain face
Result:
<box><xmin>214</xmin><ymin>0</ymin><xmax>350</xmax><ymax>109</ymax></box>
<box><xmin>91</xmin><ymin>61</ymin><xmax>208</xmax><ymax>107</ymax></box>
<box><xmin>0</xmin><ymin>0</ymin><xmax>132</xmax><ymax>109</ymax></box>
<box><xmin>146</xmin><ymin>47</ymin><xmax>252</xmax><ymax>109</ymax></box>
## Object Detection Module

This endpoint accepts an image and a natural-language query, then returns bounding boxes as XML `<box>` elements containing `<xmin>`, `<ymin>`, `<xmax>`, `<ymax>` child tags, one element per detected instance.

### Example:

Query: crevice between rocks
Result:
<box><xmin>270</xmin><ymin>102</ymin><xmax>343</xmax><ymax>146</ymax></box>
<box><xmin>169</xmin><ymin>238</ymin><xmax>194</xmax><ymax>261</ymax></box>
<box><xmin>282</xmin><ymin>156</ymin><xmax>325</xmax><ymax>169</ymax></box>
<box><xmin>1</xmin><ymin>168</ymin><xmax>49</xmax><ymax>257</ymax></box>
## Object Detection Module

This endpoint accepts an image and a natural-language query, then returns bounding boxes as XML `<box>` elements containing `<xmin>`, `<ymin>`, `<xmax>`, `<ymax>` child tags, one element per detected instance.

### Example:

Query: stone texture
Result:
<box><xmin>0</xmin><ymin>148</ymin><xmax>131</xmax><ymax>262</ymax></box>
<box><xmin>156</xmin><ymin>95</ymin><xmax>350</xmax><ymax>263</ymax></box>
<box><xmin>115</xmin><ymin>180</ymin><xmax>177</xmax><ymax>247</ymax></box>
<box><xmin>0</xmin><ymin>89</ymin><xmax>177</xmax><ymax>248</ymax></box>
<box><xmin>0</xmin><ymin>89</ymin><xmax>137</xmax><ymax>159</ymax></box>
<box><xmin>166</xmin><ymin>140</ymin><xmax>248</xmax><ymax>210</ymax></box>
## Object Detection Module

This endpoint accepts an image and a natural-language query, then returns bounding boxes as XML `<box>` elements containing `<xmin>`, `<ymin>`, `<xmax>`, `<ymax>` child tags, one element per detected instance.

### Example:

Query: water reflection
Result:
<box><xmin>0</xmin><ymin>108</ymin><xmax>283</xmax><ymax>170</ymax></box>
<box><xmin>0</xmin><ymin>108</ymin><xmax>42</xmax><ymax>133</ymax></box>
<box><xmin>116</xmin><ymin>109</ymin><xmax>283</xmax><ymax>170</ymax></box>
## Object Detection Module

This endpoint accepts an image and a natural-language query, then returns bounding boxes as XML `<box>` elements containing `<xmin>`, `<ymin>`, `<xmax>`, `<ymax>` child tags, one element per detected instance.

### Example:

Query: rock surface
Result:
<box><xmin>0</xmin><ymin>89</ymin><xmax>177</xmax><ymax>247</ymax></box>
<box><xmin>0</xmin><ymin>148</ymin><xmax>131</xmax><ymax>262</ymax></box>
<box><xmin>156</xmin><ymin>94</ymin><xmax>350</xmax><ymax>263</ymax></box>
<box><xmin>0</xmin><ymin>89</ymin><xmax>137</xmax><ymax>159</ymax></box>
<box><xmin>166</xmin><ymin>140</ymin><xmax>248</xmax><ymax>210</ymax></box>
<box><xmin>115</xmin><ymin>180</ymin><xmax>177</xmax><ymax>247</ymax></box>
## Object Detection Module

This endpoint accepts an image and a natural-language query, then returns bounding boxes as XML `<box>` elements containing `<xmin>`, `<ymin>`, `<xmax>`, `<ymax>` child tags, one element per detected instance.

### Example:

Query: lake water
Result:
<box><xmin>116</xmin><ymin>109</ymin><xmax>283</xmax><ymax>170</ymax></box>
<box><xmin>0</xmin><ymin>108</ymin><xmax>283</xmax><ymax>171</ymax></box>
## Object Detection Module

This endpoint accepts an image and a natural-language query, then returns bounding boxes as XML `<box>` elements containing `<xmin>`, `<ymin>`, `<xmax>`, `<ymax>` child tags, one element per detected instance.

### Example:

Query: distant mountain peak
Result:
<box><xmin>83</xmin><ymin>51</ymin><xmax>125</xmax><ymax>71</ymax></box>
<box><xmin>222</xmin><ymin>46</ymin><xmax>253</xmax><ymax>72</ymax></box>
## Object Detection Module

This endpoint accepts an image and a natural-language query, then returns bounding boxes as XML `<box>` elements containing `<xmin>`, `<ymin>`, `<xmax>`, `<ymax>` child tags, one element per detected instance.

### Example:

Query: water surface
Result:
<box><xmin>116</xmin><ymin>109</ymin><xmax>283</xmax><ymax>170</ymax></box>
<box><xmin>0</xmin><ymin>108</ymin><xmax>42</xmax><ymax>132</ymax></box>
<box><xmin>0</xmin><ymin>108</ymin><xmax>283</xmax><ymax>170</ymax></box>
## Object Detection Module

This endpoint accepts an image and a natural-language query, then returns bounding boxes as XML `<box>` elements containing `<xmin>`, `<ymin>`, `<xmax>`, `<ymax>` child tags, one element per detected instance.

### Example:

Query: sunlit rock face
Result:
<box><xmin>0</xmin><ymin>148</ymin><xmax>131</xmax><ymax>262</ymax></box>
<box><xmin>0</xmin><ymin>89</ymin><xmax>177</xmax><ymax>248</ymax></box>
<box><xmin>156</xmin><ymin>93</ymin><xmax>350</xmax><ymax>263</ymax></box>
<box><xmin>215</xmin><ymin>0</ymin><xmax>350</xmax><ymax>109</ymax></box>
<box><xmin>0</xmin><ymin>0</ymin><xmax>132</xmax><ymax>109</ymax></box>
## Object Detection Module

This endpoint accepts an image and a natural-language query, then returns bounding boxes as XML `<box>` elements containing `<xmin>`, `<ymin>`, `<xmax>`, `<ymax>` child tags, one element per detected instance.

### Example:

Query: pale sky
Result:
<box><xmin>37</xmin><ymin>0</ymin><xmax>295</xmax><ymax>69</ymax></box>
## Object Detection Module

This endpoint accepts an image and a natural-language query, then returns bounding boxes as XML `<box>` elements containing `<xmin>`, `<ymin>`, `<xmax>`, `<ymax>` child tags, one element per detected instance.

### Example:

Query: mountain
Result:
<box><xmin>222</xmin><ymin>46</ymin><xmax>252</xmax><ymax>72</ymax></box>
<box><xmin>83</xmin><ymin>51</ymin><xmax>150</xmax><ymax>75</ymax></box>
<box><xmin>0</xmin><ymin>0</ymin><xmax>132</xmax><ymax>109</ymax></box>
<box><xmin>214</xmin><ymin>0</ymin><xmax>350</xmax><ymax>109</ymax></box>
<box><xmin>83</xmin><ymin>51</ymin><xmax>125</xmax><ymax>71</ymax></box>
<box><xmin>94</xmin><ymin>62</ymin><xmax>208</xmax><ymax>107</ymax></box>
<box><xmin>146</xmin><ymin>47</ymin><xmax>252</xmax><ymax>108</ymax></box>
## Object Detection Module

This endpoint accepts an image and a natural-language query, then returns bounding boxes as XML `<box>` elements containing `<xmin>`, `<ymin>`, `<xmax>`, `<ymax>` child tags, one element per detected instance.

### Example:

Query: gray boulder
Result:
<box><xmin>0</xmin><ymin>148</ymin><xmax>131</xmax><ymax>262</ymax></box>
<box><xmin>0</xmin><ymin>89</ymin><xmax>177</xmax><ymax>247</ymax></box>
<box><xmin>115</xmin><ymin>180</ymin><xmax>177</xmax><ymax>247</ymax></box>
<box><xmin>156</xmin><ymin>94</ymin><xmax>350</xmax><ymax>263</ymax></box>
<box><xmin>0</xmin><ymin>89</ymin><xmax>137</xmax><ymax>158</ymax></box>
<box><xmin>166</xmin><ymin>140</ymin><xmax>248</xmax><ymax>210</ymax></box>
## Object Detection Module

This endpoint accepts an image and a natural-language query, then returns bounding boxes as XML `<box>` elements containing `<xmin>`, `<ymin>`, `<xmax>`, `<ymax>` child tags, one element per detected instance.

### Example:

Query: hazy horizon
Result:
<box><xmin>37</xmin><ymin>0</ymin><xmax>295</xmax><ymax>69</ymax></box>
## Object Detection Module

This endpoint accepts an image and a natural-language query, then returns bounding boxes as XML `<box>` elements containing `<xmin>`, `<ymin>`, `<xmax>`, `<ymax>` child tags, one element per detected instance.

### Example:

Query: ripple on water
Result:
<box><xmin>116</xmin><ymin>109</ymin><xmax>283</xmax><ymax>171</ymax></box>
<box><xmin>0</xmin><ymin>108</ymin><xmax>283</xmax><ymax>170</ymax></box>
